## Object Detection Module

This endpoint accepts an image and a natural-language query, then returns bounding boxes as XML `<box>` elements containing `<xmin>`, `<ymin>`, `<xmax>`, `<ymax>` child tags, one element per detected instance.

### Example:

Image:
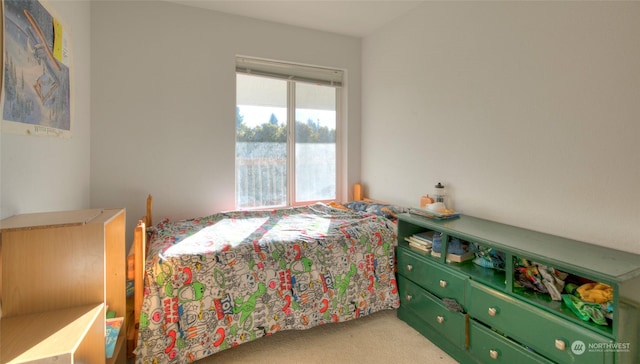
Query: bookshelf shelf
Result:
<box><xmin>1</xmin><ymin>304</ymin><xmax>104</xmax><ymax>363</ymax></box>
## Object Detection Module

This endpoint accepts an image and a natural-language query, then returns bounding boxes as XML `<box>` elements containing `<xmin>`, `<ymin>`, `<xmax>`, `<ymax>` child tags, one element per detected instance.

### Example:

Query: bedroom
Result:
<box><xmin>0</xmin><ymin>0</ymin><xmax>638</xmax><ymax>363</ymax></box>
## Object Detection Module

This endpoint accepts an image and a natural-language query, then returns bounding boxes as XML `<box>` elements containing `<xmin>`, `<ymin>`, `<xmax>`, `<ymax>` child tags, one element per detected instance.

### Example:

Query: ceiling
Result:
<box><xmin>163</xmin><ymin>0</ymin><xmax>426</xmax><ymax>38</ymax></box>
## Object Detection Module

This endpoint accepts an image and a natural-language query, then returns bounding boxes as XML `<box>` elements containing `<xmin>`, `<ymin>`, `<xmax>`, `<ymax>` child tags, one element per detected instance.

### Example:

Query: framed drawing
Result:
<box><xmin>1</xmin><ymin>0</ymin><xmax>71</xmax><ymax>137</ymax></box>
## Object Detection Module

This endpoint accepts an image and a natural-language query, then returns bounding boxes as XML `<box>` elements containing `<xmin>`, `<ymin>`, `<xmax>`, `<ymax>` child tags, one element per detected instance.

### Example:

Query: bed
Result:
<box><xmin>127</xmin><ymin>186</ymin><xmax>407</xmax><ymax>363</ymax></box>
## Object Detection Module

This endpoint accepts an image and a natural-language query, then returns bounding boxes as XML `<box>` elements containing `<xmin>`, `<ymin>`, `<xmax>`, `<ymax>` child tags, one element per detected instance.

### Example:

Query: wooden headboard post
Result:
<box><xmin>145</xmin><ymin>194</ymin><xmax>152</xmax><ymax>227</ymax></box>
<box><xmin>353</xmin><ymin>183</ymin><xmax>363</xmax><ymax>201</ymax></box>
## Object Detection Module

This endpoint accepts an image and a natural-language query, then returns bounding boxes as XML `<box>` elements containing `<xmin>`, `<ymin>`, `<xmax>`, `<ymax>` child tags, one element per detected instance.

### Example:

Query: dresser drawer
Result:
<box><xmin>469</xmin><ymin>320</ymin><xmax>554</xmax><ymax>364</ymax></box>
<box><xmin>397</xmin><ymin>246</ymin><xmax>467</xmax><ymax>305</ymax></box>
<box><xmin>468</xmin><ymin>281</ymin><xmax>614</xmax><ymax>364</ymax></box>
<box><xmin>398</xmin><ymin>276</ymin><xmax>466</xmax><ymax>346</ymax></box>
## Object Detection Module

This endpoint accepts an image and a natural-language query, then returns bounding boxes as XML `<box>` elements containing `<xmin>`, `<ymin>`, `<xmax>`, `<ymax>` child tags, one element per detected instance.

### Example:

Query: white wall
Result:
<box><xmin>1</xmin><ymin>1</ymin><xmax>91</xmax><ymax>219</ymax></box>
<box><xmin>362</xmin><ymin>2</ymin><xmax>639</xmax><ymax>253</ymax></box>
<box><xmin>90</xmin><ymin>1</ymin><xmax>361</xmax><ymax>239</ymax></box>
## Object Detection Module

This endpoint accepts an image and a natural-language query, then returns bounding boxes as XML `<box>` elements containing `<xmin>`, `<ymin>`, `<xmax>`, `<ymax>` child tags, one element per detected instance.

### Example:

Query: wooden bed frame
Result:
<box><xmin>125</xmin><ymin>184</ymin><xmax>368</xmax><ymax>358</ymax></box>
<box><xmin>126</xmin><ymin>195</ymin><xmax>152</xmax><ymax>358</ymax></box>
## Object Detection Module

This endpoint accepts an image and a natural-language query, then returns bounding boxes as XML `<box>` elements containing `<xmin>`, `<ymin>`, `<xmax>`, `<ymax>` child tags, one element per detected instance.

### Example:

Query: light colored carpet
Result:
<box><xmin>198</xmin><ymin>309</ymin><xmax>458</xmax><ymax>364</ymax></box>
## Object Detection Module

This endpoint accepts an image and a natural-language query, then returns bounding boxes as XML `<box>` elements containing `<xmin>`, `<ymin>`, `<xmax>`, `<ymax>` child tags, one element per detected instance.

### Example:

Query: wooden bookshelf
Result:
<box><xmin>0</xmin><ymin>209</ymin><xmax>126</xmax><ymax>364</ymax></box>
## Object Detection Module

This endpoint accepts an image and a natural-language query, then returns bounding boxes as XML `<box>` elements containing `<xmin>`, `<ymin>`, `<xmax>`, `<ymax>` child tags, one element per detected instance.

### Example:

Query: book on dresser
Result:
<box><xmin>405</xmin><ymin>231</ymin><xmax>433</xmax><ymax>253</ymax></box>
<box><xmin>408</xmin><ymin>240</ymin><xmax>431</xmax><ymax>253</ymax></box>
<box><xmin>430</xmin><ymin>250</ymin><xmax>475</xmax><ymax>262</ymax></box>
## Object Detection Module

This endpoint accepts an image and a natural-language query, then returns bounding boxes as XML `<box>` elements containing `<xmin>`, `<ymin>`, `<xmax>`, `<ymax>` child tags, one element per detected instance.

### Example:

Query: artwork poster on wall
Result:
<box><xmin>1</xmin><ymin>0</ymin><xmax>71</xmax><ymax>137</ymax></box>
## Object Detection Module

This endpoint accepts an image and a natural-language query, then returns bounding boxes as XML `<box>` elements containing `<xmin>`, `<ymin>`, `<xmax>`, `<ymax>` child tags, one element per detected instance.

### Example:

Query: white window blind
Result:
<box><xmin>236</xmin><ymin>56</ymin><xmax>343</xmax><ymax>87</ymax></box>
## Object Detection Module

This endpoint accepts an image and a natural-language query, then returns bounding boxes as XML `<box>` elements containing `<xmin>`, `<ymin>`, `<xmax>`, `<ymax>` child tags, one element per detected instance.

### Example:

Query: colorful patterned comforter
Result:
<box><xmin>135</xmin><ymin>203</ymin><xmax>400</xmax><ymax>363</ymax></box>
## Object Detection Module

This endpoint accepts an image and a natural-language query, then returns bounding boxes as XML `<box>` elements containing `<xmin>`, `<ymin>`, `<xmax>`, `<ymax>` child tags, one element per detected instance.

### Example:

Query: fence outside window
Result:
<box><xmin>236</xmin><ymin>142</ymin><xmax>335</xmax><ymax>208</ymax></box>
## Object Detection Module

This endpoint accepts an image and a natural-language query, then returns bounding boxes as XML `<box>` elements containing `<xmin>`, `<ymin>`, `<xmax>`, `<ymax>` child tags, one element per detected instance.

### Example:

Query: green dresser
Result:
<box><xmin>396</xmin><ymin>213</ymin><xmax>640</xmax><ymax>364</ymax></box>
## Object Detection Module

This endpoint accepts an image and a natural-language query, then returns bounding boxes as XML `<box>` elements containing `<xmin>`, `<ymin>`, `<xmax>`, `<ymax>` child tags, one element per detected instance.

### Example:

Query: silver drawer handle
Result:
<box><xmin>439</xmin><ymin>280</ymin><xmax>447</xmax><ymax>288</ymax></box>
<box><xmin>555</xmin><ymin>339</ymin><xmax>566</xmax><ymax>351</ymax></box>
<box><xmin>406</xmin><ymin>294</ymin><xmax>412</xmax><ymax>301</ymax></box>
<box><xmin>489</xmin><ymin>350</ymin><xmax>499</xmax><ymax>359</ymax></box>
<box><xmin>406</xmin><ymin>264</ymin><xmax>413</xmax><ymax>271</ymax></box>
<box><xmin>436</xmin><ymin>315</ymin><xmax>444</xmax><ymax>324</ymax></box>
<box><xmin>488</xmin><ymin>307</ymin><xmax>497</xmax><ymax>316</ymax></box>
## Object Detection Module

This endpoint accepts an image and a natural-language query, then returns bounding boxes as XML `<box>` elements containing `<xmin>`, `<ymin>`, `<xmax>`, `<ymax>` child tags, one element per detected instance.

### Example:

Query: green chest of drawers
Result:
<box><xmin>396</xmin><ymin>213</ymin><xmax>640</xmax><ymax>364</ymax></box>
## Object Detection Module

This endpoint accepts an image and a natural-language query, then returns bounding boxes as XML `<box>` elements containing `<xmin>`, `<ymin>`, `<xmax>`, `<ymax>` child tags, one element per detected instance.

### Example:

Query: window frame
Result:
<box><xmin>235</xmin><ymin>57</ymin><xmax>343</xmax><ymax>209</ymax></box>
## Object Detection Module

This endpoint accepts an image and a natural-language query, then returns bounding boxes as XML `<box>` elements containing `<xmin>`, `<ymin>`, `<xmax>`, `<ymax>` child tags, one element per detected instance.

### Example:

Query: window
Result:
<box><xmin>235</xmin><ymin>57</ymin><xmax>342</xmax><ymax>209</ymax></box>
